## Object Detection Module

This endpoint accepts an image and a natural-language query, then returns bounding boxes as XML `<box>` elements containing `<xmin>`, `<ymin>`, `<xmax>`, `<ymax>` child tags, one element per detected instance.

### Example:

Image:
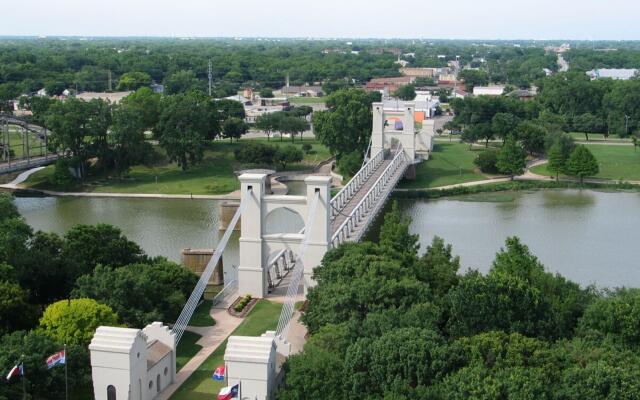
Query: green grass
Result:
<box><xmin>399</xmin><ymin>142</ymin><xmax>497</xmax><ymax>189</ymax></box>
<box><xmin>170</xmin><ymin>300</ymin><xmax>282</xmax><ymax>400</ymax></box>
<box><xmin>2</xmin><ymin>126</ymin><xmax>47</xmax><ymax>159</ymax></box>
<box><xmin>531</xmin><ymin>144</ymin><xmax>640</xmax><ymax>181</ymax></box>
<box><xmin>568</xmin><ymin>132</ymin><xmax>631</xmax><ymax>142</ymax></box>
<box><xmin>23</xmin><ymin>138</ymin><xmax>331</xmax><ymax>195</ymax></box>
<box><xmin>287</xmin><ymin>96</ymin><xmax>325</xmax><ymax>105</ymax></box>
<box><xmin>189</xmin><ymin>300</ymin><xmax>216</xmax><ymax>327</ymax></box>
<box><xmin>176</xmin><ymin>331</ymin><xmax>203</xmax><ymax>372</ymax></box>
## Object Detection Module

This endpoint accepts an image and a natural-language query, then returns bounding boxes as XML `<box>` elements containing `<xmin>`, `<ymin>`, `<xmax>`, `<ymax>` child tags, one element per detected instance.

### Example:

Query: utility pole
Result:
<box><xmin>208</xmin><ymin>59</ymin><xmax>213</xmax><ymax>97</ymax></box>
<box><xmin>108</xmin><ymin>70</ymin><xmax>112</xmax><ymax>92</ymax></box>
<box><xmin>625</xmin><ymin>115</ymin><xmax>631</xmax><ymax>136</ymax></box>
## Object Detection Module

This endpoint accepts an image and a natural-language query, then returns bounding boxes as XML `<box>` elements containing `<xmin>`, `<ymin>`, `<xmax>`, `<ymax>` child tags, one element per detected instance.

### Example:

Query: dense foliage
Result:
<box><xmin>278</xmin><ymin>204</ymin><xmax>638</xmax><ymax>400</ymax></box>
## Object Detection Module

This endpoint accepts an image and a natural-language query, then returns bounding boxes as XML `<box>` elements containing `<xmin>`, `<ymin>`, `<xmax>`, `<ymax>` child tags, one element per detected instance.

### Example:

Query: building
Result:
<box><xmin>400</xmin><ymin>67</ymin><xmax>437</xmax><ymax>78</ymax></box>
<box><xmin>279</xmin><ymin>85</ymin><xmax>323</xmax><ymax>98</ymax></box>
<box><xmin>586</xmin><ymin>68</ymin><xmax>639</xmax><ymax>80</ymax></box>
<box><xmin>245</xmin><ymin>105</ymin><xmax>286</xmax><ymax>123</ymax></box>
<box><xmin>76</xmin><ymin>91</ymin><xmax>132</xmax><ymax>104</ymax></box>
<box><xmin>507</xmin><ymin>88</ymin><xmax>537</xmax><ymax>101</ymax></box>
<box><xmin>473</xmin><ymin>85</ymin><xmax>505</xmax><ymax>96</ymax></box>
<box><xmin>150</xmin><ymin>83</ymin><xmax>164</xmax><ymax>94</ymax></box>
<box><xmin>89</xmin><ymin>322</ymin><xmax>176</xmax><ymax>400</ymax></box>
<box><xmin>365</xmin><ymin>76</ymin><xmax>414</xmax><ymax>94</ymax></box>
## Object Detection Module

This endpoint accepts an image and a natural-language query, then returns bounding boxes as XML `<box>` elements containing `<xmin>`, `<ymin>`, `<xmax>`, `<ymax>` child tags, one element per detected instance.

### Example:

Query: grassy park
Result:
<box><xmin>171</xmin><ymin>300</ymin><xmax>282</xmax><ymax>400</ymax></box>
<box><xmin>176</xmin><ymin>331</ymin><xmax>204</xmax><ymax>371</ymax></box>
<box><xmin>22</xmin><ymin>138</ymin><xmax>331</xmax><ymax>195</ymax></box>
<box><xmin>399</xmin><ymin>142</ymin><xmax>499</xmax><ymax>189</ymax></box>
<box><xmin>287</xmin><ymin>96</ymin><xmax>325</xmax><ymax>105</ymax></box>
<box><xmin>531</xmin><ymin>144</ymin><xmax>640</xmax><ymax>181</ymax></box>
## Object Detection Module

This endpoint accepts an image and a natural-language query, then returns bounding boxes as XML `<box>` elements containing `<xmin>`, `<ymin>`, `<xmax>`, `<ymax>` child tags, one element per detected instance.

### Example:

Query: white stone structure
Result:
<box><xmin>237</xmin><ymin>174</ymin><xmax>332</xmax><ymax>298</ymax></box>
<box><xmin>224</xmin><ymin>332</ymin><xmax>279</xmax><ymax>400</ymax></box>
<box><xmin>371</xmin><ymin>101</ymin><xmax>417</xmax><ymax>161</ymax></box>
<box><xmin>89</xmin><ymin>322</ymin><xmax>176</xmax><ymax>400</ymax></box>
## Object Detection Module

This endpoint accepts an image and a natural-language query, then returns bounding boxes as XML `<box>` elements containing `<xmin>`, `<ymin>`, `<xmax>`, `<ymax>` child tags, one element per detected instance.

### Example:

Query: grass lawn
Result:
<box><xmin>568</xmin><ymin>132</ymin><xmax>631</xmax><ymax>142</ymax></box>
<box><xmin>2</xmin><ymin>126</ymin><xmax>47</xmax><ymax>159</ymax></box>
<box><xmin>176</xmin><ymin>331</ymin><xmax>203</xmax><ymax>372</ymax></box>
<box><xmin>170</xmin><ymin>300</ymin><xmax>282</xmax><ymax>400</ymax></box>
<box><xmin>531</xmin><ymin>144</ymin><xmax>640</xmax><ymax>181</ymax></box>
<box><xmin>287</xmin><ymin>96</ymin><xmax>325</xmax><ymax>105</ymax></box>
<box><xmin>23</xmin><ymin>138</ymin><xmax>330</xmax><ymax>195</ymax></box>
<box><xmin>189</xmin><ymin>300</ymin><xmax>216</xmax><ymax>327</ymax></box>
<box><xmin>399</xmin><ymin>142</ymin><xmax>497</xmax><ymax>189</ymax></box>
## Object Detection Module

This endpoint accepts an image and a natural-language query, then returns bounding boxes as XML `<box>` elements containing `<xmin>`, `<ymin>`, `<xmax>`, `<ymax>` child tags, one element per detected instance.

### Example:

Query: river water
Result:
<box><xmin>13</xmin><ymin>189</ymin><xmax>640</xmax><ymax>289</ymax></box>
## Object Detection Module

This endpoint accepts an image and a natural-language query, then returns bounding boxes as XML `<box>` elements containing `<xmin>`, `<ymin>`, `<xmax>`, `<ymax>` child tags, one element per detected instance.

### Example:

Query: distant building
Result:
<box><xmin>507</xmin><ymin>88</ymin><xmax>537</xmax><ymax>101</ymax></box>
<box><xmin>365</xmin><ymin>76</ymin><xmax>414</xmax><ymax>94</ymax></box>
<box><xmin>76</xmin><ymin>91</ymin><xmax>132</xmax><ymax>103</ymax></box>
<box><xmin>150</xmin><ymin>83</ymin><xmax>164</xmax><ymax>94</ymax></box>
<box><xmin>473</xmin><ymin>85</ymin><xmax>505</xmax><ymax>96</ymax></box>
<box><xmin>586</xmin><ymin>68</ymin><xmax>639</xmax><ymax>81</ymax></box>
<box><xmin>401</xmin><ymin>67</ymin><xmax>437</xmax><ymax>78</ymax></box>
<box><xmin>224</xmin><ymin>94</ymin><xmax>252</xmax><ymax>105</ymax></box>
<box><xmin>279</xmin><ymin>85</ymin><xmax>323</xmax><ymax>97</ymax></box>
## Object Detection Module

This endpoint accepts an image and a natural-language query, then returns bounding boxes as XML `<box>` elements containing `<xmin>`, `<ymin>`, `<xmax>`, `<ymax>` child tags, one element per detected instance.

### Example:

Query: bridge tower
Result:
<box><xmin>237</xmin><ymin>173</ymin><xmax>332</xmax><ymax>298</ymax></box>
<box><xmin>371</xmin><ymin>101</ymin><xmax>416</xmax><ymax>160</ymax></box>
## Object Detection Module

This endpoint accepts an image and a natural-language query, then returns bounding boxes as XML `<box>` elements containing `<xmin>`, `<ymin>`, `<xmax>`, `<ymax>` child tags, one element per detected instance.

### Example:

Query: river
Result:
<box><xmin>13</xmin><ymin>189</ymin><xmax>640</xmax><ymax>289</ymax></box>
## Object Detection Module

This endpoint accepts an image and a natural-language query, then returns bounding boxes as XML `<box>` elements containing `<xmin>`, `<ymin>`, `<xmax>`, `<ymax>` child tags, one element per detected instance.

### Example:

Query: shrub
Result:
<box><xmin>52</xmin><ymin>158</ymin><xmax>76</xmax><ymax>186</ymax></box>
<box><xmin>337</xmin><ymin>151</ymin><xmax>362</xmax><ymax>177</ymax></box>
<box><xmin>302</xmin><ymin>143</ymin><xmax>312</xmax><ymax>154</ymax></box>
<box><xmin>234</xmin><ymin>142</ymin><xmax>277</xmax><ymax>165</ymax></box>
<box><xmin>474</xmin><ymin>149</ymin><xmax>499</xmax><ymax>173</ymax></box>
<box><xmin>234</xmin><ymin>294</ymin><xmax>252</xmax><ymax>313</ymax></box>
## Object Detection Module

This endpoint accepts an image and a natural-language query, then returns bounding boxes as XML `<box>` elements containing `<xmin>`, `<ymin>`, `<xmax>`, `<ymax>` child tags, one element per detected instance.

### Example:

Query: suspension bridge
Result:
<box><xmin>0</xmin><ymin>113</ymin><xmax>58</xmax><ymax>175</ymax></box>
<box><xmin>88</xmin><ymin>102</ymin><xmax>432</xmax><ymax>400</ymax></box>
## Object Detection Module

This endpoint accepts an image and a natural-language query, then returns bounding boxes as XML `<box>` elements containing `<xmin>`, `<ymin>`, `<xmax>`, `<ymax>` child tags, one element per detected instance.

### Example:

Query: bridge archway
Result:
<box><xmin>264</xmin><ymin>207</ymin><xmax>305</xmax><ymax>234</ymax></box>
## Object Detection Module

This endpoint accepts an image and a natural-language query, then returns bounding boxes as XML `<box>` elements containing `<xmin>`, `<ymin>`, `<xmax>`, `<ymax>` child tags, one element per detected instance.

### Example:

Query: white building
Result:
<box><xmin>89</xmin><ymin>322</ymin><xmax>176</xmax><ymax>400</ymax></box>
<box><xmin>473</xmin><ymin>85</ymin><xmax>505</xmax><ymax>96</ymax></box>
<box><xmin>586</xmin><ymin>68</ymin><xmax>639</xmax><ymax>81</ymax></box>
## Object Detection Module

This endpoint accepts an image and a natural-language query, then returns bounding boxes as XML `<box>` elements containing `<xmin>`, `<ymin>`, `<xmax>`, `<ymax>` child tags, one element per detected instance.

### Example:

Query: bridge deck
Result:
<box><xmin>330</xmin><ymin>158</ymin><xmax>392</xmax><ymax>234</ymax></box>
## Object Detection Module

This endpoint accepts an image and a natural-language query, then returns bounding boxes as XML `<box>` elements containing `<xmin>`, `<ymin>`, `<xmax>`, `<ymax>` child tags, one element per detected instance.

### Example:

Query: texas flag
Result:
<box><xmin>46</xmin><ymin>350</ymin><xmax>66</xmax><ymax>369</ymax></box>
<box><xmin>217</xmin><ymin>384</ymin><xmax>239</xmax><ymax>400</ymax></box>
<box><xmin>6</xmin><ymin>363</ymin><xmax>24</xmax><ymax>381</ymax></box>
<box><xmin>212</xmin><ymin>365</ymin><xmax>225</xmax><ymax>381</ymax></box>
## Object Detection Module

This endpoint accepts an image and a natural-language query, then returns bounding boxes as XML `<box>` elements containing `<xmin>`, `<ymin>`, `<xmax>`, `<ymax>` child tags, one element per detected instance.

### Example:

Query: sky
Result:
<box><xmin>3</xmin><ymin>0</ymin><xmax>639</xmax><ymax>40</ymax></box>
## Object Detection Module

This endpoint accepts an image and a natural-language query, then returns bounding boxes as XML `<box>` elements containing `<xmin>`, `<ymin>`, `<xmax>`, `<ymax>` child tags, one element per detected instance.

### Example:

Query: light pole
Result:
<box><xmin>625</xmin><ymin>115</ymin><xmax>631</xmax><ymax>136</ymax></box>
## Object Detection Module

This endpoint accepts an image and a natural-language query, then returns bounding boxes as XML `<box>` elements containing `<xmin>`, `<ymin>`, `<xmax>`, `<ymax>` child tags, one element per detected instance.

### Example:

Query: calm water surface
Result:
<box><xmin>396</xmin><ymin>189</ymin><xmax>640</xmax><ymax>288</ymax></box>
<box><xmin>14</xmin><ymin>189</ymin><xmax>640</xmax><ymax>288</ymax></box>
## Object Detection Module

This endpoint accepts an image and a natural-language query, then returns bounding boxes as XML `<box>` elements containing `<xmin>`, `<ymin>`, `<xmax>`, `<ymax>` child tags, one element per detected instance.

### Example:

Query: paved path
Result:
<box><xmin>0</xmin><ymin>166</ymin><xmax>44</xmax><ymax>188</ymax></box>
<box><xmin>157</xmin><ymin>303</ymin><xmax>243</xmax><ymax>400</ymax></box>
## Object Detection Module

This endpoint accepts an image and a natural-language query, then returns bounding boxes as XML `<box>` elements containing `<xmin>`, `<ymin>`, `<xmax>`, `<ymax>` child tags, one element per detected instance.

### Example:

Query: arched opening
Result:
<box><xmin>107</xmin><ymin>385</ymin><xmax>116</xmax><ymax>400</ymax></box>
<box><xmin>156</xmin><ymin>374</ymin><xmax>161</xmax><ymax>392</ymax></box>
<box><xmin>265</xmin><ymin>207</ymin><xmax>305</xmax><ymax>234</ymax></box>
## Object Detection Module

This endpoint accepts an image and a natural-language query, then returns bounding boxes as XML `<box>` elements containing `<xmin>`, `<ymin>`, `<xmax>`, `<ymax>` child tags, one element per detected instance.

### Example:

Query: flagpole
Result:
<box><xmin>21</xmin><ymin>355</ymin><xmax>26</xmax><ymax>400</ymax></box>
<box><xmin>64</xmin><ymin>344</ymin><xmax>68</xmax><ymax>400</ymax></box>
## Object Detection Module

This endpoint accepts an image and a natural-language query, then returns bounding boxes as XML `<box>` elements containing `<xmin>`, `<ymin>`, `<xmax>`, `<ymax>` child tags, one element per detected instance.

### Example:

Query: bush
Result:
<box><xmin>234</xmin><ymin>142</ymin><xmax>277</xmax><ymax>165</ymax></box>
<box><xmin>337</xmin><ymin>151</ymin><xmax>362</xmax><ymax>177</ymax></box>
<box><xmin>52</xmin><ymin>158</ymin><xmax>76</xmax><ymax>186</ymax></box>
<box><xmin>474</xmin><ymin>149</ymin><xmax>499</xmax><ymax>173</ymax></box>
<box><xmin>302</xmin><ymin>143</ymin><xmax>312</xmax><ymax>154</ymax></box>
<box><xmin>234</xmin><ymin>294</ymin><xmax>252</xmax><ymax>312</ymax></box>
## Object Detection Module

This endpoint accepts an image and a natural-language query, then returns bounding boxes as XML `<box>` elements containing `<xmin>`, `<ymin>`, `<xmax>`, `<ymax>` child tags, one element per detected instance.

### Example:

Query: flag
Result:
<box><xmin>212</xmin><ymin>365</ymin><xmax>225</xmax><ymax>381</ymax></box>
<box><xmin>217</xmin><ymin>384</ymin><xmax>239</xmax><ymax>400</ymax></box>
<box><xmin>46</xmin><ymin>350</ymin><xmax>66</xmax><ymax>369</ymax></box>
<box><xmin>6</xmin><ymin>362</ymin><xmax>23</xmax><ymax>381</ymax></box>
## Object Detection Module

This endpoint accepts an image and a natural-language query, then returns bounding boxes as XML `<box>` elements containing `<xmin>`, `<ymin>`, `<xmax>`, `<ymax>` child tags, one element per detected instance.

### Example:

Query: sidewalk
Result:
<box><xmin>157</xmin><ymin>300</ymin><xmax>242</xmax><ymax>400</ymax></box>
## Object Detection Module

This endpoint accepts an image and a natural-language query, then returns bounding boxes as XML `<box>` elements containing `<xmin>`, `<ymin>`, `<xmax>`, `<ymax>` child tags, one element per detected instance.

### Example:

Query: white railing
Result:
<box><xmin>267</xmin><ymin>249</ymin><xmax>295</xmax><ymax>290</ymax></box>
<box><xmin>330</xmin><ymin>149</ymin><xmax>384</xmax><ymax>220</ymax></box>
<box><xmin>331</xmin><ymin>144</ymin><xmax>408</xmax><ymax>247</ymax></box>
<box><xmin>275</xmin><ymin>192</ymin><xmax>320</xmax><ymax>340</ymax></box>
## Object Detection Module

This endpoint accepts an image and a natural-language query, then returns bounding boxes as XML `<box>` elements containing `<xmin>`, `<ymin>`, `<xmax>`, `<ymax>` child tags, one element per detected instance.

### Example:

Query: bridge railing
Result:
<box><xmin>330</xmin><ymin>149</ymin><xmax>384</xmax><ymax>219</ymax></box>
<box><xmin>267</xmin><ymin>249</ymin><xmax>295</xmax><ymax>290</ymax></box>
<box><xmin>331</xmin><ymin>144</ymin><xmax>408</xmax><ymax>247</ymax></box>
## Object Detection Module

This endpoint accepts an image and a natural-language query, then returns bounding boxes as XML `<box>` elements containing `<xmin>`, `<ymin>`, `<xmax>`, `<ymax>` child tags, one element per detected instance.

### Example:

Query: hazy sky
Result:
<box><xmin>3</xmin><ymin>0</ymin><xmax>639</xmax><ymax>40</ymax></box>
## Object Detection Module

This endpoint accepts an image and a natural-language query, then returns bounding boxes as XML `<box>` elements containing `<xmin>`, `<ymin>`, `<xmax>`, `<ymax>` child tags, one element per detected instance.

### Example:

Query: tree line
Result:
<box><xmin>277</xmin><ymin>204</ymin><xmax>640</xmax><ymax>399</ymax></box>
<box><xmin>0</xmin><ymin>193</ymin><xmax>198</xmax><ymax>399</ymax></box>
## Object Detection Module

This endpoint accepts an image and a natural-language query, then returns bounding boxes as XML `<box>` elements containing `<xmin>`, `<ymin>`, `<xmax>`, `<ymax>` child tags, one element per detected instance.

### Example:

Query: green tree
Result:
<box><xmin>39</xmin><ymin>298</ymin><xmax>118</xmax><ymax>346</ymax></box>
<box><xmin>120</xmin><ymin>87</ymin><xmax>161</xmax><ymax>131</ymax></box>
<box><xmin>336</xmin><ymin>151</ymin><xmax>362</xmax><ymax>177</ymax></box>
<box><xmin>163</xmin><ymin>70</ymin><xmax>201</xmax><ymax>94</ymax></box>
<box><xmin>117</xmin><ymin>71</ymin><xmax>152</xmax><ymax>91</ymax></box>
<box><xmin>517</xmin><ymin>120</ymin><xmax>547</xmax><ymax>155</ymax></box>
<box><xmin>566</xmin><ymin>145</ymin><xmax>599</xmax><ymax>183</ymax></box>
<box><xmin>73</xmin><ymin>260</ymin><xmax>198</xmax><ymax>327</ymax></box>
<box><xmin>0</xmin><ymin>279</ymin><xmax>38</xmax><ymax>334</ymax></box>
<box><xmin>279</xmin><ymin>115</ymin><xmax>309</xmax><ymax>142</ymax></box>
<box><xmin>312</xmin><ymin>89</ymin><xmax>374</xmax><ymax>155</ymax></box>
<box><xmin>393</xmin><ymin>84</ymin><xmax>416</xmax><ymax>100</ymax></box>
<box><xmin>547</xmin><ymin>142</ymin><xmax>566</xmax><ymax>181</ymax></box>
<box><xmin>573</xmin><ymin>113</ymin><xmax>605</xmax><ymax>140</ymax></box>
<box><xmin>274</xmin><ymin>145</ymin><xmax>303</xmax><ymax>170</ymax></box>
<box><xmin>459</xmin><ymin>69</ymin><xmax>489</xmax><ymax>91</ymax></box>
<box><xmin>579</xmin><ymin>288</ymin><xmax>640</xmax><ymax>346</ymax></box>
<box><xmin>254</xmin><ymin>112</ymin><xmax>282</xmax><ymax>141</ymax></box>
<box><xmin>259</xmin><ymin>88</ymin><xmax>274</xmax><ymax>98</ymax></box>
<box><xmin>156</xmin><ymin>92</ymin><xmax>217</xmax><ymax>169</ymax></box>
<box><xmin>110</xmin><ymin>101</ymin><xmax>149</xmax><ymax>175</ymax></box>
<box><xmin>415</xmin><ymin>237</ymin><xmax>460</xmax><ymax>297</ymax></box>
<box><xmin>491</xmin><ymin>112</ymin><xmax>520</xmax><ymax>143</ymax></box>
<box><xmin>496</xmin><ymin>136</ymin><xmax>526</xmax><ymax>179</ymax></box>
<box><xmin>222</xmin><ymin>117</ymin><xmax>249</xmax><ymax>142</ymax></box>
<box><xmin>474</xmin><ymin>149</ymin><xmax>499</xmax><ymax>173</ymax></box>
<box><xmin>61</xmin><ymin>224</ymin><xmax>146</xmax><ymax>280</ymax></box>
